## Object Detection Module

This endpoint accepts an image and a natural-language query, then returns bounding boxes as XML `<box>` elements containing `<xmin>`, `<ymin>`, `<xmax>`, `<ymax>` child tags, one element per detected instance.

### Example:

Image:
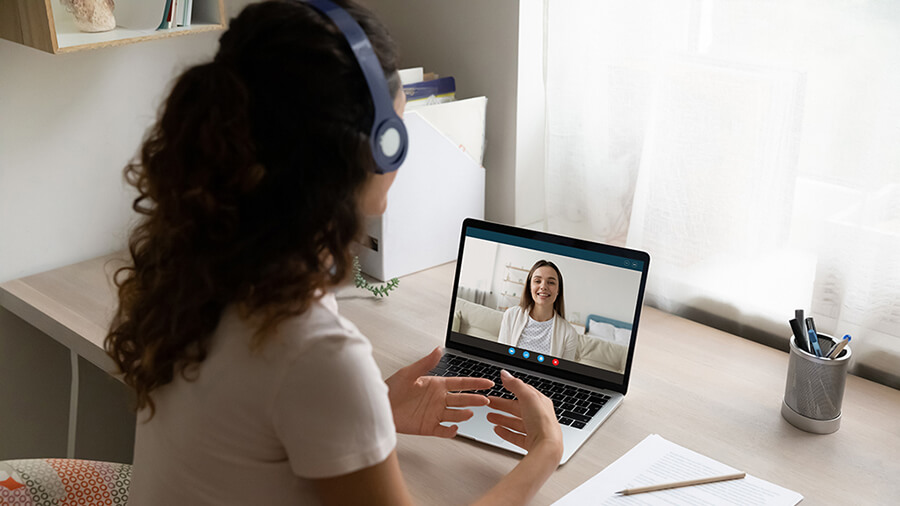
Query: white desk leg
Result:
<box><xmin>67</xmin><ymin>350</ymin><xmax>79</xmax><ymax>459</ymax></box>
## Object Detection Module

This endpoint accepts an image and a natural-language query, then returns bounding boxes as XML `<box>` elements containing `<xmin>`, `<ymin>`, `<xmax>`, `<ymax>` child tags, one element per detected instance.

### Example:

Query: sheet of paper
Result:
<box><xmin>554</xmin><ymin>434</ymin><xmax>803</xmax><ymax>506</ymax></box>
<box><xmin>398</xmin><ymin>67</ymin><xmax>425</xmax><ymax>85</ymax></box>
<box><xmin>412</xmin><ymin>97</ymin><xmax>487</xmax><ymax>165</ymax></box>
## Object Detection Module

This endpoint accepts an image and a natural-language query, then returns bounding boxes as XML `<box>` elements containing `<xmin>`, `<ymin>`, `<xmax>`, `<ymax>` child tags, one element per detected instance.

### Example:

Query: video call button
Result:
<box><xmin>522</xmin><ymin>351</ymin><xmax>530</xmax><ymax>359</ymax></box>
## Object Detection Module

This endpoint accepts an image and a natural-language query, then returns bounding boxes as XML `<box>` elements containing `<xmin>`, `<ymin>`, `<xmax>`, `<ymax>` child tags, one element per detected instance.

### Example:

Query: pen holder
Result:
<box><xmin>782</xmin><ymin>333</ymin><xmax>851</xmax><ymax>434</ymax></box>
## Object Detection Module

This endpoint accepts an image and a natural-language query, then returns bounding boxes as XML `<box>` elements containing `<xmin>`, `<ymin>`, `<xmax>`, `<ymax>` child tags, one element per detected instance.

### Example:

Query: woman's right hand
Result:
<box><xmin>486</xmin><ymin>370</ymin><xmax>563</xmax><ymax>458</ymax></box>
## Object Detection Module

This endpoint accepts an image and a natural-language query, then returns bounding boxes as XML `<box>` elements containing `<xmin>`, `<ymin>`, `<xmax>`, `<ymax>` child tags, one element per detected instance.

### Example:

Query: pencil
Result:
<box><xmin>615</xmin><ymin>472</ymin><xmax>746</xmax><ymax>496</ymax></box>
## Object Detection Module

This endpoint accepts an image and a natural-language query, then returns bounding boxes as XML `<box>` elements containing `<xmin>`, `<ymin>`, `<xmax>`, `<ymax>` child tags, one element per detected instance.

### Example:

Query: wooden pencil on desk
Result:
<box><xmin>615</xmin><ymin>472</ymin><xmax>746</xmax><ymax>496</ymax></box>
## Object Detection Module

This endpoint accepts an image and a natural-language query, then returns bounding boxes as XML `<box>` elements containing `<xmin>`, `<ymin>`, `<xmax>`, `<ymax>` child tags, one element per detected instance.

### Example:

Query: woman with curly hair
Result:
<box><xmin>106</xmin><ymin>1</ymin><xmax>562</xmax><ymax>504</ymax></box>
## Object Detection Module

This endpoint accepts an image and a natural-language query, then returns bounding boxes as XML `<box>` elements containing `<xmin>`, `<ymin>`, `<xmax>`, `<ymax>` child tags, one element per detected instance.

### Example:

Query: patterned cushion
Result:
<box><xmin>0</xmin><ymin>459</ymin><xmax>131</xmax><ymax>506</ymax></box>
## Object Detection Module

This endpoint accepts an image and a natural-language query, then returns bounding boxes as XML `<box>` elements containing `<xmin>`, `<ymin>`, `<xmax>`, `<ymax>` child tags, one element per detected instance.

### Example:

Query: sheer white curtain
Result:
<box><xmin>542</xmin><ymin>0</ymin><xmax>900</xmax><ymax>387</ymax></box>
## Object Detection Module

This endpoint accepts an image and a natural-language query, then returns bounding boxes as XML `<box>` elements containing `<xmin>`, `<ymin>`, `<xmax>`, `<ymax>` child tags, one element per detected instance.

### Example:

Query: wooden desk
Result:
<box><xmin>3</xmin><ymin>254</ymin><xmax>899</xmax><ymax>504</ymax></box>
<box><xmin>0</xmin><ymin>253</ymin><xmax>133</xmax><ymax>461</ymax></box>
<box><xmin>0</xmin><ymin>253</ymin><xmax>127</xmax><ymax>374</ymax></box>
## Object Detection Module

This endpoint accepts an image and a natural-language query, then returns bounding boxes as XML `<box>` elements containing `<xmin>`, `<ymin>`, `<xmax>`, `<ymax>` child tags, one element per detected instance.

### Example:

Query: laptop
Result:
<box><xmin>430</xmin><ymin>218</ymin><xmax>650</xmax><ymax>464</ymax></box>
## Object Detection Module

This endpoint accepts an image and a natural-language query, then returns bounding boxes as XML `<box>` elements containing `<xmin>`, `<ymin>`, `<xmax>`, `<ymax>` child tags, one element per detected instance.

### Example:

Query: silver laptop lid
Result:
<box><xmin>444</xmin><ymin>219</ymin><xmax>650</xmax><ymax>395</ymax></box>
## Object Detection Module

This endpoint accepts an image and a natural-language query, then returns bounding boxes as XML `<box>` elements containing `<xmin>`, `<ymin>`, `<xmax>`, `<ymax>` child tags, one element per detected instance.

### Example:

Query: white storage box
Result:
<box><xmin>357</xmin><ymin>97</ymin><xmax>486</xmax><ymax>281</ymax></box>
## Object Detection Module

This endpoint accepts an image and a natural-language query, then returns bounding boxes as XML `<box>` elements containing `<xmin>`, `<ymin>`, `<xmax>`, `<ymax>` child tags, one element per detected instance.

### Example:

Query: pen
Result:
<box><xmin>804</xmin><ymin>317</ymin><xmax>817</xmax><ymax>335</ymax></box>
<box><xmin>615</xmin><ymin>472</ymin><xmax>746</xmax><ymax>496</ymax></box>
<box><xmin>826</xmin><ymin>334</ymin><xmax>851</xmax><ymax>359</ymax></box>
<box><xmin>795</xmin><ymin>310</ymin><xmax>811</xmax><ymax>352</ymax></box>
<box><xmin>807</xmin><ymin>327</ymin><xmax>823</xmax><ymax>358</ymax></box>
<box><xmin>789</xmin><ymin>318</ymin><xmax>809</xmax><ymax>353</ymax></box>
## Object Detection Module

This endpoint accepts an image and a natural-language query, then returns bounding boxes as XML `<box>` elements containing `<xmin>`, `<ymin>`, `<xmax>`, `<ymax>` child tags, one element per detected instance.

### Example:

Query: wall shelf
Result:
<box><xmin>0</xmin><ymin>0</ymin><xmax>225</xmax><ymax>54</ymax></box>
<box><xmin>505</xmin><ymin>263</ymin><xmax>530</xmax><ymax>272</ymax></box>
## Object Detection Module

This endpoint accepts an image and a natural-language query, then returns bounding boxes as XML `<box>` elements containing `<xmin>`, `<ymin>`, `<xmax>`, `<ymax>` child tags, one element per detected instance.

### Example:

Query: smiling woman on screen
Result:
<box><xmin>498</xmin><ymin>260</ymin><xmax>579</xmax><ymax>360</ymax></box>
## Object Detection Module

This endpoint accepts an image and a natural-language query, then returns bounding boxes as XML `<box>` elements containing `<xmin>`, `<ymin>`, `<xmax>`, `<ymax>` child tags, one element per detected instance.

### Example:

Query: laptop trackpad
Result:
<box><xmin>453</xmin><ymin>405</ymin><xmax>528</xmax><ymax>457</ymax></box>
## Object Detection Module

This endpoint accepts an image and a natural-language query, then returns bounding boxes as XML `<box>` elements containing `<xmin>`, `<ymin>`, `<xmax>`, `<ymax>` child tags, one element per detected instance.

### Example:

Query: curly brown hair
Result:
<box><xmin>106</xmin><ymin>0</ymin><xmax>400</xmax><ymax>416</ymax></box>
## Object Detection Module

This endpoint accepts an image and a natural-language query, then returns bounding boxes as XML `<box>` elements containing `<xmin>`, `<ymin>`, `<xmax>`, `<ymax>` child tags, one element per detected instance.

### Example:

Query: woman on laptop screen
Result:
<box><xmin>105</xmin><ymin>1</ymin><xmax>561</xmax><ymax>504</ymax></box>
<box><xmin>499</xmin><ymin>260</ymin><xmax>579</xmax><ymax>359</ymax></box>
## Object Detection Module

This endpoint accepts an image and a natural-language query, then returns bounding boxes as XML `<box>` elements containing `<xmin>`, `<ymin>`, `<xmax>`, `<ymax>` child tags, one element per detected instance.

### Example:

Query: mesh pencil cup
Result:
<box><xmin>782</xmin><ymin>333</ymin><xmax>851</xmax><ymax>434</ymax></box>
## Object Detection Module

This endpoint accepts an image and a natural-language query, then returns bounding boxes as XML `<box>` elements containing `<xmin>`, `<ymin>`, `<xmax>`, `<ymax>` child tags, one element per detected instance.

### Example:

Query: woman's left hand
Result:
<box><xmin>386</xmin><ymin>347</ymin><xmax>494</xmax><ymax>438</ymax></box>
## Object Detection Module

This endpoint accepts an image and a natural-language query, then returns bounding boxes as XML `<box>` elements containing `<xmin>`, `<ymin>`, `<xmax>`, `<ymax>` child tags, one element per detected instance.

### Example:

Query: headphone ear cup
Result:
<box><xmin>378</xmin><ymin>126</ymin><xmax>402</xmax><ymax>158</ymax></box>
<box><xmin>305</xmin><ymin>0</ymin><xmax>407</xmax><ymax>174</ymax></box>
<box><xmin>372</xmin><ymin>116</ymin><xmax>408</xmax><ymax>173</ymax></box>
<box><xmin>306</xmin><ymin>0</ymin><xmax>409</xmax><ymax>174</ymax></box>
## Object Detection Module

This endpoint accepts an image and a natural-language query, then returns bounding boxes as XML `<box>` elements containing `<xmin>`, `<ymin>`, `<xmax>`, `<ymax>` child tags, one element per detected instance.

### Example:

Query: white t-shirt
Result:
<box><xmin>516</xmin><ymin>316</ymin><xmax>553</xmax><ymax>355</ymax></box>
<box><xmin>498</xmin><ymin>306</ymin><xmax>579</xmax><ymax>360</ymax></box>
<box><xmin>128</xmin><ymin>293</ymin><xmax>397</xmax><ymax>506</ymax></box>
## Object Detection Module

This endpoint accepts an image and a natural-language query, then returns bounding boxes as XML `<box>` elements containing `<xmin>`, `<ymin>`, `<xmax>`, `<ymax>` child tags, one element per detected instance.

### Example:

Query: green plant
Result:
<box><xmin>353</xmin><ymin>256</ymin><xmax>399</xmax><ymax>297</ymax></box>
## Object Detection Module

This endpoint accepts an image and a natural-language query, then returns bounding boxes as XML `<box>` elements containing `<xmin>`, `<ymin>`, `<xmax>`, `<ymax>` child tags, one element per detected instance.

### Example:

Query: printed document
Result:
<box><xmin>553</xmin><ymin>434</ymin><xmax>803</xmax><ymax>505</ymax></box>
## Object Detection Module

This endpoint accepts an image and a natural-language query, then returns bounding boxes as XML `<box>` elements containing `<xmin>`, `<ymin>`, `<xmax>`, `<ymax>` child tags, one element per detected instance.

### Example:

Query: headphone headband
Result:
<box><xmin>305</xmin><ymin>0</ymin><xmax>408</xmax><ymax>174</ymax></box>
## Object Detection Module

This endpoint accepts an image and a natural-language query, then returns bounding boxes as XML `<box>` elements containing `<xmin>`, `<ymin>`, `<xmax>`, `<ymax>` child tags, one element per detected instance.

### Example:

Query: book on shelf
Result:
<box><xmin>175</xmin><ymin>0</ymin><xmax>185</xmax><ymax>27</ymax></box>
<box><xmin>157</xmin><ymin>0</ymin><xmax>172</xmax><ymax>29</ymax></box>
<box><xmin>168</xmin><ymin>0</ymin><xmax>177</xmax><ymax>29</ymax></box>
<box><xmin>183</xmin><ymin>0</ymin><xmax>194</xmax><ymax>27</ymax></box>
<box><xmin>157</xmin><ymin>0</ymin><xmax>194</xmax><ymax>30</ymax></box>
<box><xmin>403</xmin><ymin>76</ymin><xmax>456</xmax><ymax>107</ymax></box>
<box><xmin>175</xmin><ymin>0</ymin><xmax>193</xmax><ymax>27</ymax></box>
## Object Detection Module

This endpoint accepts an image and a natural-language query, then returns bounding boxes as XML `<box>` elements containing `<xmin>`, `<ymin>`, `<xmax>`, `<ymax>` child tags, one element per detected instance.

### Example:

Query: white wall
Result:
<box><xmin>458</xmin><ymin>239</ymin><xmax>498</xmax><ymax>291</ymax></box>
<box><xmin>0</xmin><ymin>0</ymin><xmax>259</xmax><ymax>283</ymax></box>
<box><xmin>0</xmin><ymin>33</ymin><xmax>214</xmax><ymax>283</ymax></box>
<box><xmin>0</xmin><ymin>0</ymin><xmax>256</xmax><ymax>461</ymax></box>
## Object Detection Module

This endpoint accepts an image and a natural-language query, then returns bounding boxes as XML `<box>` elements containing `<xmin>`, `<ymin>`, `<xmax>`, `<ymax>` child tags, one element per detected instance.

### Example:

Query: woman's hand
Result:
<box><xmin>470</xmin><ymin>370</ymin><xmax>564</xmax><ymax>506</ymax></box>
<box><xmin>386</xmin><ymin>348</ymin><xmax>494</xmax><ymax>438</ymax></box>
<box><xmin>486</xmin><ymin>370</ymin><xmax>563</xmax><ymax>456</ymax></box>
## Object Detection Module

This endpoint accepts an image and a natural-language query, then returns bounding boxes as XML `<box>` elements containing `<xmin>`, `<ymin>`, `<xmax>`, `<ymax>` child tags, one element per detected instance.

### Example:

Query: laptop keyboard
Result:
<box><xmin>428</xmin><ymin>354</ymin><xmax>610</xmax><ymax>430</ymax></box>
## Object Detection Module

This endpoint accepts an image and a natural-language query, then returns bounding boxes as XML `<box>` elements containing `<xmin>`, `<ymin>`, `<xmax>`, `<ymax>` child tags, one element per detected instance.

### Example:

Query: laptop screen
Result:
<box><xmin>445</xmin><ymin>219</ymin><xmax>650</xmax><ymax>393</ymax></box>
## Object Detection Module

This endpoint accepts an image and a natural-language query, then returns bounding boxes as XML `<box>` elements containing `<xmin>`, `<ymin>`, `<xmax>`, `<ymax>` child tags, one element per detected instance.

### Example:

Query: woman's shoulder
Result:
<box><xmin>283</xmin><ymin>293</ymin><xmax>368</xmax><ymax>348</ymax></box>
<box><xmin>502</xmin><ymin>305</ymin><xmax>528</xmax><ymax>326</ymax></box>
<box><xmin>504</xmin><ymin>305</ymin><xmax>526</xmax><ymax>317</ymax></box>
<box><xmin>217</xmin><ymin>293</ymin><xmax>371</xmax><ymax>362</ymax></box>
<box><xmin>554</xmin><ymin>313</ymin><xmax>579</xmax><ymax>334</ymax></box>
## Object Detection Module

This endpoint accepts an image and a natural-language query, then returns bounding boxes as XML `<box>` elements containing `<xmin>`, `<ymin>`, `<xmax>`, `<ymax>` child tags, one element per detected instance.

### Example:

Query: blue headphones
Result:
<box><xmin>305</xmin><ymin>0</ymin><xmax>408</xmax><ymax>174</ymax></box>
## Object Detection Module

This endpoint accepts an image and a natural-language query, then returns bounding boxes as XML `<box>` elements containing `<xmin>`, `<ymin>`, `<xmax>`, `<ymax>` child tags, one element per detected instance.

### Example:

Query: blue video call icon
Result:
<box><xmin>508</xmin><ymin>347</ymin><xmax>516</xmax><ymax>355</ymax></box>
<box><xmin>522</xmin><ymin>351</ymin><xmax>530</xmax><ymax>359</ymax></box>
